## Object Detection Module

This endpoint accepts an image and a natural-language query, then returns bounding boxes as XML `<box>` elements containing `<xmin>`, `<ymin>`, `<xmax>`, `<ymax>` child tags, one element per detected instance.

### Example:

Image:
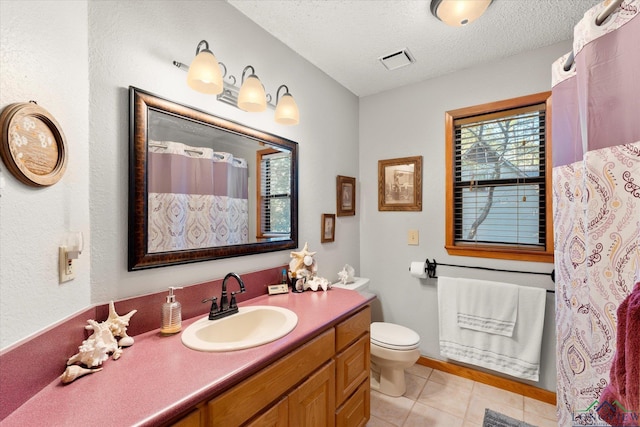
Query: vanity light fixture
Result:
<box><xmin>274</xmin><ymin>85</ymin><xmax>300</xmax><ymax>126</ymax></box>
<box><xmin>430</xmin><ymin>0</ymin><xmax>492</xmax><ymax>27</ymax></box>
<box><xmin>186</xmin><ymin>40</ymin><xmax>223</xmax><ymax>95</ymax></box>
<box><xmin>237</xmin><ymin>66</ymin><xmax>267</xmax><ymax>112</ymax></box>
<box><xmin>173</xmin><ymin>40</ymin><xmax>300</xmax><ymax>125</ymax></box>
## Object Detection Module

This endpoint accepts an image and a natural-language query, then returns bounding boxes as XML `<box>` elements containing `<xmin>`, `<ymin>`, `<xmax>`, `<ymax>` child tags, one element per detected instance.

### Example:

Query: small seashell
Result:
<box><xmin>118</xmin><ymin>336</ymin><xmax>134</xmax><ymax>347</ymax></box>
<box><xmin>112</xmin><ymin>347</ymin><xmax>123</xmax><ymax>360</ymax></box>
<box><xmin>60</xmin><ymin>365</ymin><xmax>102</xmax><ymax>384</ymax></box>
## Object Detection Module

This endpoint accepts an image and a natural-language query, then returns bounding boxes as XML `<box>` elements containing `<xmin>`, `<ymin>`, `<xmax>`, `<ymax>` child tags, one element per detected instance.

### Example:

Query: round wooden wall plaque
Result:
<box><xmin>0</xmin><ymin>101</ymin><xmax>68</xmax><ymax>187</ymax></box>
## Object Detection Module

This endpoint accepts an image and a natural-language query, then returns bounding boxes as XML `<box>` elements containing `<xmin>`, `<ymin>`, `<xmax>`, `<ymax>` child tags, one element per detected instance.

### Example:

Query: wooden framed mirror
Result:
<box><xmin>129</xmin><ymin>87</ymin><xmax>298</xmax><ymax>270</ymax></box>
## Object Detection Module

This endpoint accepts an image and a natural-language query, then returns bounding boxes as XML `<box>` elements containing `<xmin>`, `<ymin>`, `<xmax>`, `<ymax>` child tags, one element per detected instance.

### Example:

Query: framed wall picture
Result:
<box><xmin>378</xmin><ymin>156</ymin><xmax>422</xmax><ymax>211</ymax></box>
<box><xmin>0</xmin><ymin>102</ymin><xmax>68</xmax><ymax>187</ymax></box>
<box><xmin>321</xmin><ymin>213</ymin><xmax>335</xmax><ymax>243</ymax></box>
<box><xmin>336</xmin><ymin>175</ymin><xmax>356</xmax><ymax>216</ymax></box>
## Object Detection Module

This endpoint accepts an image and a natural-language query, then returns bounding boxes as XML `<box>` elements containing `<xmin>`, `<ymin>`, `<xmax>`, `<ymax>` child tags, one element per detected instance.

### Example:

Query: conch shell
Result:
<box><xmin>304</xmin><ymin>276</ymin><xmax>331</xmax><ymax>292</ymax></box>
<box><xmin>67</xmin><ymin>319</ymin><xmax>118</xmax><ymax>367</ymax></box>
<box><xmin>60</xmin><ymin>365</ymin><xmax>103</xmax><ymax>384</ymax></box>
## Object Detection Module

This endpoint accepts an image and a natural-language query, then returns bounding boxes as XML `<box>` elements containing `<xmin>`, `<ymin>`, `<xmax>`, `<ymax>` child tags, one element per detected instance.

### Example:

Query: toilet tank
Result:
<box><xmin>332</xmin><ymin>277</ymin><xmax>370</xmax><ymax>293</ymax></box>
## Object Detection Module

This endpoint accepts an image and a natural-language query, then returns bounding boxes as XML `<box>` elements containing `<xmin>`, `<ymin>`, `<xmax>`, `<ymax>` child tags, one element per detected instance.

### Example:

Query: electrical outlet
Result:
<box><xmin>408</xmin><ymin>229</ymin><xmax>419</xmax><ymax>245</ymax></box>
<box><xmin>59</xmin><ymin>246</ymin><xmax>76</xmax><ymax>283</ymax></box>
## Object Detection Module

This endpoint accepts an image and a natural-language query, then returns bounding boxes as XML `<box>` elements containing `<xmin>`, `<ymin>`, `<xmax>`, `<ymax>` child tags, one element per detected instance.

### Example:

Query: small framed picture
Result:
<box><xmin>336</xmin><ymin>175</ymin><xmax>356</xmax><ymax>216</ymax></box>
<box><xmin>378</xmin><ymin>156</ymin><xmax>422</xmax><ymax>211</ymax></box>
<box><xmin>321</xmin><ymin>214</ymin><xmax>335</xmax><ymax>243</ymax></box>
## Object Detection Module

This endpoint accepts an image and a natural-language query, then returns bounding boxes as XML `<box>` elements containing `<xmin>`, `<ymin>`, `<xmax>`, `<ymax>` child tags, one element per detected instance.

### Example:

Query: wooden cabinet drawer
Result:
<box><xmin>335</xmin><ymin>380</ymin><xmax>370</xmax><ymax>427</ymax></box>
<box><xmin>335</xmin><ymin>333</ymin><xmax>370</xmax><ymax>406</ymax></box>
<box><xmin>335</xmin><ymin>306</ymin><xmax>370</xmax><ymax>352</ymax></box>
<box><xmin>208</xmin><ymin>329</ymin><xmax>335</xmax><ymax>426</ymax></box>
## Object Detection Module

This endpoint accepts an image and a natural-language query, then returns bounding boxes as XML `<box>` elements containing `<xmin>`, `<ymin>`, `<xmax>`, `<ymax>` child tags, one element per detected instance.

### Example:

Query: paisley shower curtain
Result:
<box><xmin>147</xmin><ymin>141</ymin><xmax>249</xmax><ymax>252</ymax></box>
<box><xmin>552</xmin><ymin>1</ymin><xmax>639</xmax><ymax>426</ymax></box>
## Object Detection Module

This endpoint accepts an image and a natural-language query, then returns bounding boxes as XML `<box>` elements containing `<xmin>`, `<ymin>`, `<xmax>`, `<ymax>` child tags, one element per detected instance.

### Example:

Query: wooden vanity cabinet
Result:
<box><xmin>334</xmin><ymin>307</ymin><xmax>371</xmax><ymax>427</ymax></box>
<box><xmin>172</xmin><ymin>407</ymin><xmax>204</xmax><ymax>427</ymax></box>
<box><xmin>171</xmin><ymin>305</ymin><xmax>370</xmax><ymax>427</ymax></box>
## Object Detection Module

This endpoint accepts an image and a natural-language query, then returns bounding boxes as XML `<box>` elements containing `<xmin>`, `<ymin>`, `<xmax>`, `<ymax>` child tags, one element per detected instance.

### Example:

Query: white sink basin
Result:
<box><xmin>181</xmin><ymin>305</ymin><xmax>298</xmax><ymax>352</ymax></box>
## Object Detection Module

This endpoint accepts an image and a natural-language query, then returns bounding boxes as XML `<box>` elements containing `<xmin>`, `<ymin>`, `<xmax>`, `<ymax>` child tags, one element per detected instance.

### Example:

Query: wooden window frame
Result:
<box><xmin>256</xmin><ymin>148</ymin><xmax>291</xmax><ymax>239</ymax></box>
<box><xmin>444</xmin><ymin>92</ymin><xmax>554</xmax><ymax>263</ymax></box>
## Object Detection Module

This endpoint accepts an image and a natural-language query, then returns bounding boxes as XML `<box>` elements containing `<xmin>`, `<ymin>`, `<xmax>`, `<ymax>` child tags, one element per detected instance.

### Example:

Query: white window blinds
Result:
<box><xmin>453</xmin><ymin>103</ymin><xmax>547</xmax><ymax>249</ymax></box>
<box><xmin>259</xmin><ymin>151</ymin><xmax>291</xmax><ymax>235</ymax></box>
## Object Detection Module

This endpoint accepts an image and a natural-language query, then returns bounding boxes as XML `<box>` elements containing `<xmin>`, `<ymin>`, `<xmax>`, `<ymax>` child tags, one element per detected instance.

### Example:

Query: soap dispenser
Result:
<box><xmin>161</xmin><ymin>287</ymin><xmax>183</xmax><ymax>335</ymax></box>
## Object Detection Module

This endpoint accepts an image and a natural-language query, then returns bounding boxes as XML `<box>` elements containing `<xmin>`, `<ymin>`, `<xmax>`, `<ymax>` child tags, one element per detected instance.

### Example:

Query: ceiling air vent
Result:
<box><xmin>379</xmin><ymin>48</ymin><xmax>415</xmax><ymax>71</ymax></box>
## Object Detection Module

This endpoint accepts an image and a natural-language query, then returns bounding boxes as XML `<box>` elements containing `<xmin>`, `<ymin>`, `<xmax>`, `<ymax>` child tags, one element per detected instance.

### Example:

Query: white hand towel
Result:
<box><xmin>455</xmin><ymin>278</ymin><xmax>519</xmax><ymax>337</ymax></box>
<box><xmin>438</xmin><ymin>276</ymin><xmax>546</xmax><ymax>382</ymax></box>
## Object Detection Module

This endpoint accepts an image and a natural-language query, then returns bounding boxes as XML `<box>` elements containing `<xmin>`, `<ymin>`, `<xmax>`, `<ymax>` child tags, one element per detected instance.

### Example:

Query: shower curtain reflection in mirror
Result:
<box><xmin>147</xmin><ymin>140</ymin><xmax>249</xmax><ymax>253</ymax></box>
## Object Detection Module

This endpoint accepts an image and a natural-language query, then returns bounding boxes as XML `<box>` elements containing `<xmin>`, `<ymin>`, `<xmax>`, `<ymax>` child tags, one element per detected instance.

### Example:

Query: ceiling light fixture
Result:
<box><xmin>173</xmin><ymin>40</ymin><xmax>300</xmax><ymax>125</ymax></box>
<box><xmin>430</xmin><ymin>0</ymin><xmax>492</xmax><ymax>27</ymax></box>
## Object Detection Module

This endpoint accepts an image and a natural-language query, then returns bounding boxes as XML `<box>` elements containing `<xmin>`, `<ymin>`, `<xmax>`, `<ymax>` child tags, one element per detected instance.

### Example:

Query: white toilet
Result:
<box><xmin>333</xmin><ymin>277</ymin><xmax>421</xmax><ymax>397</ymax></box>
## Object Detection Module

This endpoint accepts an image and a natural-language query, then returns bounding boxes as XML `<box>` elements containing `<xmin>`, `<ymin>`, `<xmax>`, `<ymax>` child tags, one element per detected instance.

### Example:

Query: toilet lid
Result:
<box><xmin>370</xmin><ymin>322</ymin><xmax>420</xmax><ymax>350</ymax></box>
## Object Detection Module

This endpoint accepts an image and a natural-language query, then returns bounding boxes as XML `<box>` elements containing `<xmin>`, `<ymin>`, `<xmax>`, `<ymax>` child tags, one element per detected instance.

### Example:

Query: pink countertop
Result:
<box><xmin>1</xmin><ymin>289</ymin><xmax>372</xmax><ymax>427</ymax></box>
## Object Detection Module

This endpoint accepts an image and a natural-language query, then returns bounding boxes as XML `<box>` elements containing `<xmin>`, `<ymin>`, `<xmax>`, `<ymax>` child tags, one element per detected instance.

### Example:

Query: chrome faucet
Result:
<box><xmin>202</xmin><ymin>272</ymin><xmax>246</xmax><ymax>320</ymax></box>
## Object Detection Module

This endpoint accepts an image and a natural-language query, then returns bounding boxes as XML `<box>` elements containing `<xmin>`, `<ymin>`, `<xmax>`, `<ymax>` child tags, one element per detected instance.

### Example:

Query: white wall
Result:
<box><xmin>0</xmin><ymin>0</ymin><xmax>360</xmax><ymax>349</ymax></box>
<box><xmin>88</xmin><ymin>0</ymin><xmax>359</xmax><ymax>303</ymax></box>
<box><xmin>0</xmin><ymin>1</ymin><xmax>91</xmax><ymax>349</ymax></box>
<box><xmin>359</xmin><ymin>41</ymin><xmax>571</xmax><ymax>392</ymax></box>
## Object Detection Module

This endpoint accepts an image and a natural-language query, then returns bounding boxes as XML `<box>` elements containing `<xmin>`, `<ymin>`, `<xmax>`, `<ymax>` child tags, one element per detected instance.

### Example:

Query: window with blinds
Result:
<box><xmin>445</xmin><ymin>92</ymin><xmax>553</xmax><ymax>262</ymax></box>
<box><xmin>257</xmin><ymin>149</ymin><xmax>291</xmax><ymax>237</ymax></box>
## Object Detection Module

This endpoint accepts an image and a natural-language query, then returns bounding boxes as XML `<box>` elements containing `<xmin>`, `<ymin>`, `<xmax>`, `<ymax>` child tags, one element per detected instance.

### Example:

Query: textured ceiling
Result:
<box><xmin>227</xmin><ymin>0</ymin><xmax>601</xmax><ymax>97</ymax></box>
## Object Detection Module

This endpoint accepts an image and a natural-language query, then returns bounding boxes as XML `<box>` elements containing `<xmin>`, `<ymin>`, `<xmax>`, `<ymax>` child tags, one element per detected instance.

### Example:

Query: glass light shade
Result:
<box><xmin>187</xmin><ymin>50</ymin><xmax>223</xmax><ymax>95</ymax></box>
<box><xmin>432</xmin><ymin>0</ymin><xmax>492</xmax><ymax>27</ymax></box>
<box><xmin>237</xmin><ymin>75</ymin><xmax>267</xmax><ymax>112</ymax></box>
<box><xmin>275</xmin><ymin>94</ymin><xmax>300</xmax><ymax>125</ymax></box>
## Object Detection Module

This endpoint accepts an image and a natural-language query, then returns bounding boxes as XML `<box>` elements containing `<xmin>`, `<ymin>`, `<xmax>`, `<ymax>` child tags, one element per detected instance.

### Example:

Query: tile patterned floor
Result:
<box><xmin>367</xmin><ymin>364</ymin><xmax>558</xmax><ymax>427</ymax></box>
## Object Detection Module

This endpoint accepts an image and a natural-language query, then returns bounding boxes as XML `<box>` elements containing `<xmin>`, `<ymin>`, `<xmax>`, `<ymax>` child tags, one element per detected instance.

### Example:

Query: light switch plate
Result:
<box><xmin>408</xmin><ymin>229</ymin><xmax>419</xmax><ymax>245</ymax></box>
<box><xmin>268</xmin><ymin>284</ymin><xmax>289</xmax><ymax>295</ymax></box>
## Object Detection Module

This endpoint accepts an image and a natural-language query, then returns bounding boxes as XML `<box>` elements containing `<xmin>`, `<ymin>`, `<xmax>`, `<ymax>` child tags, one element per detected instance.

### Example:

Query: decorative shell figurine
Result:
<box><xmin>62</xmin><ymin>301</ymin><xmax>137</xmax><ymax>384</ymax></box>
<box><xmin>338</xmin><ymin>264</ymin><xmax>355</xmax><ymax>285</ymax></box>
<box><xmin>66</xmin><ymin>318</ymin><xmax>118</xmax><ymax>368</ymax></box>
<box><xmin>289</xmin><ymin>242</ymin><xmax>317</xmax><ymax>275</ymax></box>
<box><xmin>304</xmin><ymin>276</ymin><xmax>331</xmax><ymax>292</ymax></box>
<box><xmin>60</xmin><ymin>365</ymin><xmax>102</xmax><ymax>384</ymax></box>
<box><xmin>105</xmin><ymin>301</ymin><xmax>137</xmax><ymax>347</ymax></box>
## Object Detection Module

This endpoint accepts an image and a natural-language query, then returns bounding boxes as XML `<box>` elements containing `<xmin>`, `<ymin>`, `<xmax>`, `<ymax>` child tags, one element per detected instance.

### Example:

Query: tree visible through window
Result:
<box><xmin>257</xmin><ymin>149</ymin><xmax>291</xmax><ymax>237</ymax></box>
<box><xmin>445</xmin><ymin>92</ymin><xmax>553</xmax><ymax>262</ymax></box>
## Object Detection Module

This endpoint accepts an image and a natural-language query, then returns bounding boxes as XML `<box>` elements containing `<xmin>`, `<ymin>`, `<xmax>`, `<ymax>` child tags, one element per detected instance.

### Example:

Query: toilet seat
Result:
<box><xmin>371</xmin><ymin>322</ymin><xmax>420</xmax><ymax>351</ymax></box>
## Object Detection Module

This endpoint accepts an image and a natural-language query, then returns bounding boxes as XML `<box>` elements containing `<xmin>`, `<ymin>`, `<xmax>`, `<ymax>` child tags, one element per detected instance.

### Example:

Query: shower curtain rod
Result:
<box><xmin>424</xmin><ymin>259</ymin><xmax>555</xmax><ymax>293</ymax></box>
<box><xmin>563</xmin><ymin>0</ymin><xmax>624</xmax><ymax>71</ymax></box>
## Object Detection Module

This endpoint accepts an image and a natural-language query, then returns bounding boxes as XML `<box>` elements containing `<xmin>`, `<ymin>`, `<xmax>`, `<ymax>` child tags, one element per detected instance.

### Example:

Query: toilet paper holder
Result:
<box><xmin>408</xmin><ymin>260</ymin><xmax>437</xmax><ymax>278</ymax></box>
<box><xmin>425</xmin><ymin>259</ymin><xmax>438</xmax><ymax>278</ymax></box>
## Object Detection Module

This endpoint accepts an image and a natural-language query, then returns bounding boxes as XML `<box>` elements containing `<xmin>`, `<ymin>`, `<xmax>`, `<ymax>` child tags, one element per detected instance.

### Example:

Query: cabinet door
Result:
<box><xmin>288</xmin><ymin>361</ymin><xmax>336</xmax><ymax>427</ymax></box>
<box><xmin>208</xmin><ymin>330</ymin><xmax>335</xmax><ymax>426</ymax></box>
<box><xmin>247</xmin><ymin>397</ymin><xmax>288</xmax><ymax>427</ymax></box>
<box><xmin>335</xmin><ymin>334</ymin><xmax>370</xmax><ymax>406</ymax></box>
